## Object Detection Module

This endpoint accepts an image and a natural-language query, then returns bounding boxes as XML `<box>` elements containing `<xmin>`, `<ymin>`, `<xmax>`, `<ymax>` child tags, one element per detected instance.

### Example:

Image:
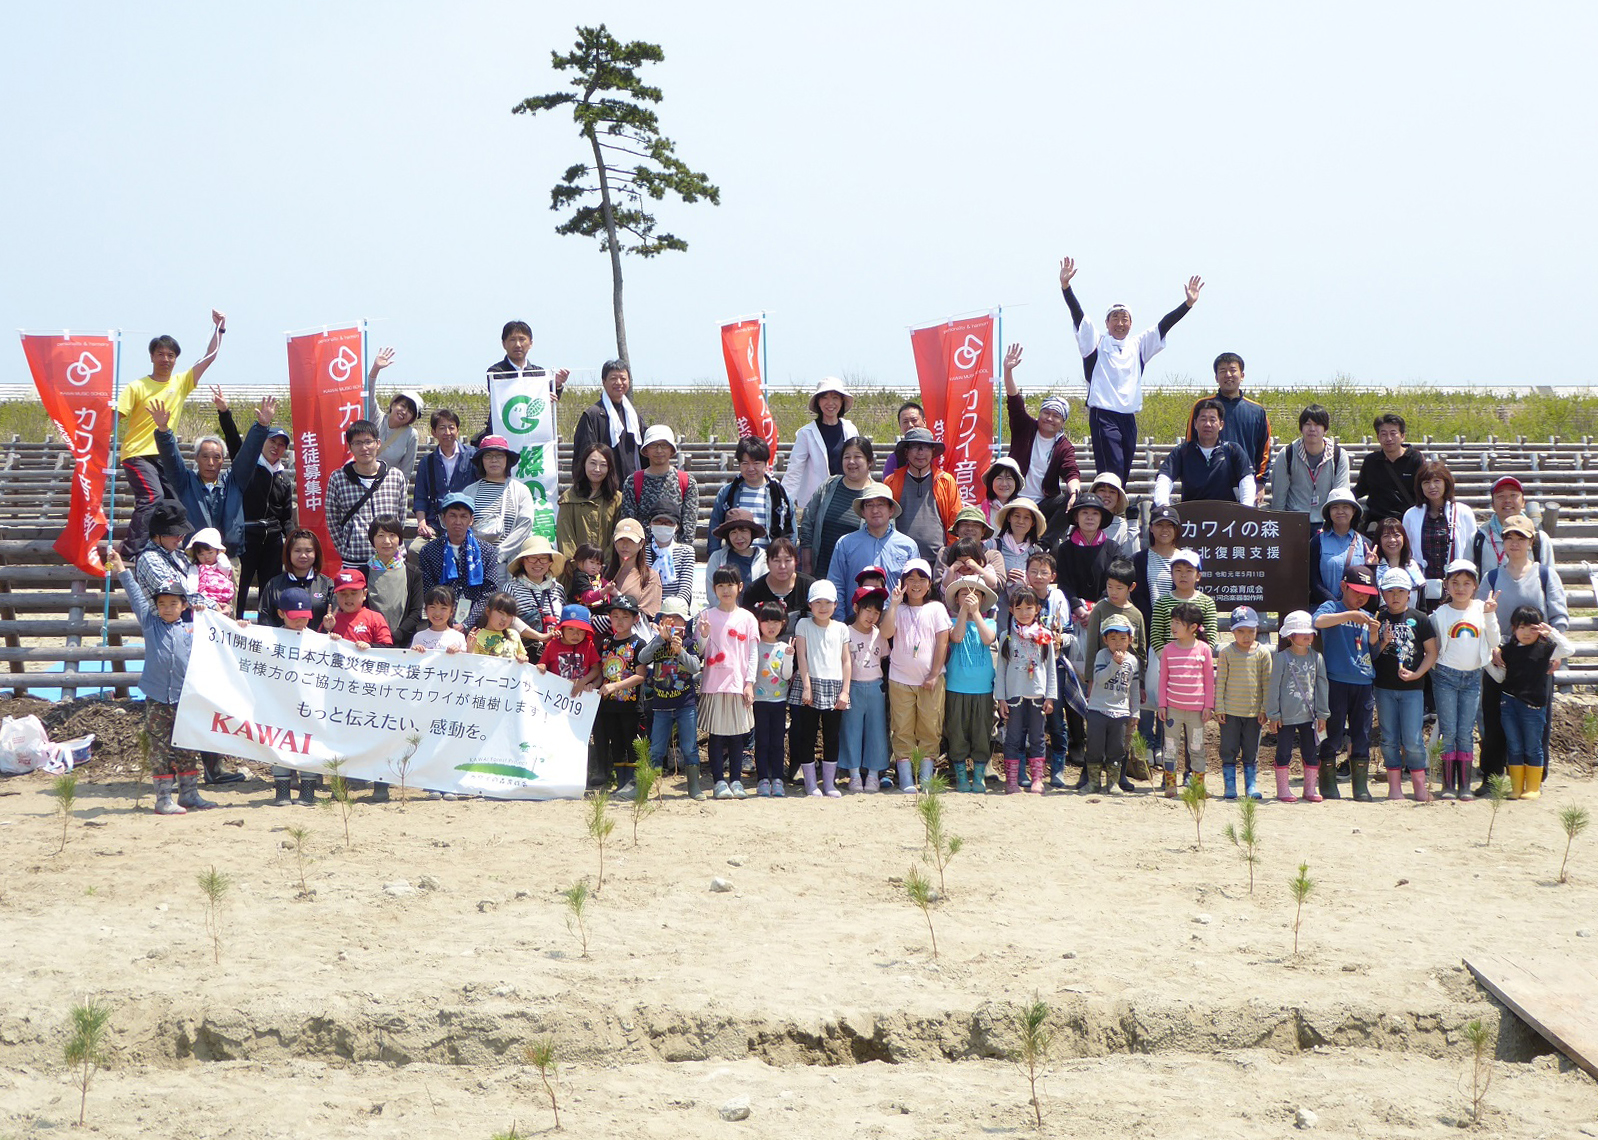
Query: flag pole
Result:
<box><xmin>101</xmin><ymin>330</ymin><xmax>123</xmax><ymax>648</ymax></box>
<box><xmin>994</xmin><ymin>306</ymin><xmax>1004</xmax><ymax>470</ymax></box>
<box><xmin>759</xmin><ymin>311</ymin><xmax>770</xmax><ymax>429</ymax></box>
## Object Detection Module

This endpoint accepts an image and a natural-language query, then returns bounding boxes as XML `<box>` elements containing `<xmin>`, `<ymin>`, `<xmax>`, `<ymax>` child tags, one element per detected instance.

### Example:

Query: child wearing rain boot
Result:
<box><xmin>1157</xmin><ymin>602</ymin><xmax>1215</xmax><ymax>798</ymax></box>
<box><xmin>1216</xmin><ymin>606</ymin><xmax>1272</xmax><ymax>801</ymax></box>
<box><xmin>1490</xmin><ymin>605</ymin><xmax>1573</xmax><ymax>801</ymax></box>
<box><xmin>945</xmin><ymin>577</ymin><xmax>998</xmax><ymax>793</ymax></box>
<box><xmin>1084</xmin><ymin>615</ymin><xmax>1140</xmax><ymax>794</ymax></box>
<box><xmin>995</xmin><ymin>588</ymin><xmax>1057</xmax><ymax>793</ymax></box>
<box><xmin>1312</xmin><ymin>564</ymin><xmax>1381</xmax><ymax>803</ymax></box>
<box><xmin>791</xmin><ymin>580</ymin><xmax>852</xmax><ymax>798</ymax></box>
<box><xmin>269</xmin><ymin>587</ymin><xmax>318</xmax><ymax>806</ymax></box>
<box><xmin>840</xmin><ymin>589</ymin><xmax>891</xmax><ymax>792</ymax></box>
<box><xmin>110</xmin><ymin>549</ymin><xmax>214</xmax><ymax>816</ymax></box>
<box><xmin>1429</xmin><ymin>559</ymin><xmax>1499</xmax><ymax>800</ymax></box>
<box><xmin>1373</xmin><ymin>568</ymin><xmax>1439</xmax><ymax>802</ymax></box>
<box><xmin>638</xmin><ymin>598</ymin><xmax>704</xmax><ymax>799</ymax></box>
<box><xmin>1266</xmin><ymin>611</ymin><xmax>1329</xmax><ymax>803</ymax></box>
<box><xmin>752</xmin><ymin>603</ymin><xmax>795</xmax><ymax>797</ymax></box>
<box><xmin>881</xmin><ymin>560</ymin><xmax>950</xmax><ymax>794</ymax></box>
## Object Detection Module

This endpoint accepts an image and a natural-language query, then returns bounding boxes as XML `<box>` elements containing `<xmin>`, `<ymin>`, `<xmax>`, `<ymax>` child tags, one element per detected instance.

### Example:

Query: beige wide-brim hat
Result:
<box><xmin>508</xmin><ymin>535</ymin><xmax>567</xmax><ymax>579</ymax></box>
<box><xmin>946</xmin><ymin>574</ymin><xmax>998</xmax><ymax>612</ymax></box>
<box><xmin>808</xmin><ymin>376</ymin><xmax>854</xmax><ymax>416</ymax></box>
<box><xmin>993</xmin><ymin>497</ymin><xmax>1047</xmax><ymax>539</ymax></box>
<box><xmin>851</xmin><ymin>483</ymin><xmax>901</xmax><ymax>519</ymax></box>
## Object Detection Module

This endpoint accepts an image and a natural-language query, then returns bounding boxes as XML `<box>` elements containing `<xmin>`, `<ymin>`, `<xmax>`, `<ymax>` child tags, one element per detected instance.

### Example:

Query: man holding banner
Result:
<box><xmin>116</xmin><ymin>311</ymin><xmax>227</xmax><ymax>557</ymax></box>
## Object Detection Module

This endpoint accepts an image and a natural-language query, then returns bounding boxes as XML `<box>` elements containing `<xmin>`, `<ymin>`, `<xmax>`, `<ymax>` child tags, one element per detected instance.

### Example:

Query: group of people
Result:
<box><xmin>102</xmin><ymin>269</ymin><xmax>1571</xmax><ymax>808</ymax></box>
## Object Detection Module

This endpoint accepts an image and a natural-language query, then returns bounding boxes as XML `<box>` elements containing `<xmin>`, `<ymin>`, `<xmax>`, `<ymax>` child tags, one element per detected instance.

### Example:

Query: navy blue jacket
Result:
<box><xmin>412</xmin><ymin>443</ymin><xmax>478</xmax><ymax>530</ymax></box>
<box><xmin>1157</xmin><ymin>440</ymin><xmax>1252</xmax><ymax>503</ymax></box>
<box><xmin>155</xmin><ymin>419</ymin><xmax>267</xmax><ymax>553</ymax></box>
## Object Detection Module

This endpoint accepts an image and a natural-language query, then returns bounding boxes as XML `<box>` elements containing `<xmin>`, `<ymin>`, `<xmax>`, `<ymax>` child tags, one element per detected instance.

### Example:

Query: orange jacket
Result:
<box><xmin>884</xmin><ymin>467</ymin><xmax>963</xmax><ymax>538</ymax></box>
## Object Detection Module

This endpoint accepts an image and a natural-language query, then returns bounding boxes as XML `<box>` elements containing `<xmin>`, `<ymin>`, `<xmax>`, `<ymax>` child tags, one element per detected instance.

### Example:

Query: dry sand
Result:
<box><xmin>2</xmin><ymin>706</ymin><xmax>1598</xmax><ymax>1137</ymax></box>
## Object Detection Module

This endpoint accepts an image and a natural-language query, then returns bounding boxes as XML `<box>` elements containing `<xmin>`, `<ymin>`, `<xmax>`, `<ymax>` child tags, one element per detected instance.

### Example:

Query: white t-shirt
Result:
<box><xmin>411</xmin><ymin>626</ymin><xmax>467</xmax><ymax>653</ymax></box>
<box><xmin>847</xmin><ymin>625</ymin><xmax>888</xmax><ymax>682</ymax></box>
<box><xmin>795</xmin><ymin>617</ymin><xmax>848</xmax><ymax>683</ymax></box>
<box><xmin>888</xmin><ymin>601</ymin><xmax>953</xmax><ymax>686</ymax></box>
<box><xmin>1022</xmin><ymin>431</ymin><xmax>1054</xmax><ymax>501</ymax></box>
<box><xmin>1077</xmin><ymin>318</ymin><xmax>1166</xmax><ymax>415</ymax></box>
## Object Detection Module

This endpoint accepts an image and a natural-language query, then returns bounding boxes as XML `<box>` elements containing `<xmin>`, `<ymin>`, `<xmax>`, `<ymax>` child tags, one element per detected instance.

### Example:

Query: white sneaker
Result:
<box><xmin>713</xmin><ymin>780</ymin><xmax>732</xmax><ymax>800</ymax></box>
<box><xmin>730</xmin><ymin>781</ymin><xmax>748</xmax><ymax>799</ymax></box>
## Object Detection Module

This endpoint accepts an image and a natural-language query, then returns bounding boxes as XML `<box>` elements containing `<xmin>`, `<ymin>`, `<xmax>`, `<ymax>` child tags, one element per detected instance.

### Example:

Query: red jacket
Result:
<box><xmin>883</xmin><ymin>467</ymin><xmax>962</xmax><ymax>537</ymax></box>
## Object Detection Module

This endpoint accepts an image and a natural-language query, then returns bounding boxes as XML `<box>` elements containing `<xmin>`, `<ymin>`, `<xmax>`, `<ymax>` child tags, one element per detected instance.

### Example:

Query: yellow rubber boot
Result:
<box><xmin>1520</xmin><ymin>764</ymin><xmax>1544</xmax><ymax>800</ymax></box>
<box><xmin>1506</xmin><ymin>765</ymin><xmax>1526</xmax><ymax>800</ymax></box>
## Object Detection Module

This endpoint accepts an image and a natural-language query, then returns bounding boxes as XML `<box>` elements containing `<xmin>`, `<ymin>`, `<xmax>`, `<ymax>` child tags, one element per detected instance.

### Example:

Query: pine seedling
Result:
<box><xmin>197</xmin><ymin>865</ymin><xmax>233</xmax><ymax>964</ymax></box>
<box><xmin>133</xmin><ymin>728</ymin><xmax>152</xmax><ymax>811</ymax></box>
<box><xmin>586</xmin><ymin>791</ymin><xmax>615</xmax><ymax>893</ymax></box>
<box><xmin>50</xmin><ymin>770</ymin><xmax>78</xmax><ymax>854</ymax></box>
<box><xmin>1289</xmin><ymin>861</ymin><xmax>1315</xmax><ymax>957</ymax></box>
<box><xmin>1222</xmin><ymin>796</ymin><xmax>1262</xmax><ymax>894</ymax></box>
<box><xmin>563</xmin><ymin>881</ymin><xmax>591</xmax><ymax>957</ymax></box>
<box><xmin>1464</xmin><ymin>1017</ymin><xmax>1493</xmax><ymax>1124</ymax></box>
<box><xmin>915</xmin><ymin>774</ymin><xmax>963</xmax><ymax>896</ymax></box>
<box><xmin>390</xmin><ymin>731</ymin><xmax>421</xmax><ymax>809</ymax></box>
<box><xmin>285</xmin><ymin>825</ymin><xmax>312</xmax><ymax>896</ymax></box>
<box><xmin>905</xmin><ymin>865</ymin><xmax>938</xmax><ymax>960</ymax></box>
<box><xmin>322</xmin><ymin>759</ymin><xmax>354</xmax><ymax>847</ymax></box>
<box><xmin>630</xmin><ymin>747</ymin><xmax>660</xmax><ymax>845</ymax></box>
<box><xmin>62</xmin><ymin>997</ymin><xmax>113</xmax><ymax>1126</ymax></box>
<box><xmin>525</xmin><ymin>1036</ymin><xmax>561</xmax><ymax>1130</ymax></box>
<box><xmin>1484</xmin><ymin>773</ymin><xmax>1512</xmax><ymax>845</ymax></box>
<box><xmin>632</xmin><ymin>736</ymin><xmax>664</xmax><ymax>804</ymax></box>
<box><xmin>1557</xmin><ymin>804</ymin><xmax>1590</xmax><ymax>884</ymax></box>
<box><xmin>1011</xmin><ymin>991</ymin><xmax>1053</xmax><ymax>1130</ymax></box>
<box><xmin>1128</xmin><ymin>731</ymin><xmax>1152</xmax><ymax>783</ymax></box>
<box><xmin>1179</xmin><ymin>774</ymin><xmax>1209</xmax><ymax>848</ymax></box>
<box><xmin>492</xmin><ymin>1126</ymin><xmax>524</xmax><ymax>1139</ymax></box>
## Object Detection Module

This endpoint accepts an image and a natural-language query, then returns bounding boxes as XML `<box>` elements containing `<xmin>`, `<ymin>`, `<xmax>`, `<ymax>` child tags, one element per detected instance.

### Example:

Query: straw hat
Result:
<box><xmin>508</xmin><ymin>535</ymin><xmax>567</xmax><ymax>579</ymax></box>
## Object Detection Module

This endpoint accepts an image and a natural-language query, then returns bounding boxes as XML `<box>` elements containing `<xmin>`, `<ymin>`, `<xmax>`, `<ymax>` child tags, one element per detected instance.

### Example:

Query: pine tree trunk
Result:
<box><xmin>588</xmin><ymin>127</ymin><xmax>630</xmax><ymax>369</ymax></box>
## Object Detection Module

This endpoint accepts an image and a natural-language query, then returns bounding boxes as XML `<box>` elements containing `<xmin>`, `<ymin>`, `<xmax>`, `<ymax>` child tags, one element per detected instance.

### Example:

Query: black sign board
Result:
<box><xmin>1171</xmin><ymin>500</ymin><xmax>1311</xmax><ymax>617</ymax></box>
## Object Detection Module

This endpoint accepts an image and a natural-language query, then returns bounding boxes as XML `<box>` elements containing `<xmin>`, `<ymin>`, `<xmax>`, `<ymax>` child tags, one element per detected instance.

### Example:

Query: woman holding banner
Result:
<box><xmin>463</xmin><ymin>436</ymin><xmax>536</xmax><ymax>564</ymax></box>
<box><xmin>783</xmin><ymin>378</ymin><xmax>859</xmax><ymax>513</ymax></box>
<box><xmin>797</xmin><ymin>436</ymin><xmax>874</xmax><ymax>577</ymax></box>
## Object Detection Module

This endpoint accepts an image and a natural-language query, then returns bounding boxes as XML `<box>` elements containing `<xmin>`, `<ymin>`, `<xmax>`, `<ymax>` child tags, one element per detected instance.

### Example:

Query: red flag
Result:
<box><xmin>286</xmin><ymin>327</ymin><xmax>365</xmax><ymax>575</ymax></box>
<box><xmin>909</xmin><ymin>314</ymin><xmax>996</xmax><ymax>504</ymax></box>
<box><xmin>720</xmin><ymin>319</ymin><xmax>777</xmax><ymax>452</ymax></box>
<box><xmin>20</xmin><ymin>333</ymin><xmax>117</xmax><ymax>576</ymax></box>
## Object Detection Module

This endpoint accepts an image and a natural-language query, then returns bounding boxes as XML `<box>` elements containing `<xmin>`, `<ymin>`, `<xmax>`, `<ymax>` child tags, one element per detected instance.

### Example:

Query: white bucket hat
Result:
<box><xmin>808</xmin><ymin>377</ymin><xmax>854</xmax><ymax>416</ymax></box>
<box><xmin>639</xmin><ymin>424</ymin><xmax>679</xmax><ymax>458</ymax></box>
<box><xmin>1280</xmin><ymin>610</ymin><xmax>1314</xmax><ymax>637</ymax></box>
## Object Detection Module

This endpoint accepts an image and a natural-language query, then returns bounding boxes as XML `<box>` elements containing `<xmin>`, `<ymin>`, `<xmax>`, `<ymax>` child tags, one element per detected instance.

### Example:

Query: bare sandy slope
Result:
<box><xmin>2</xmin><ymin>762</ymin><xmax>1597</xmax><ymax>1138</ymax></box>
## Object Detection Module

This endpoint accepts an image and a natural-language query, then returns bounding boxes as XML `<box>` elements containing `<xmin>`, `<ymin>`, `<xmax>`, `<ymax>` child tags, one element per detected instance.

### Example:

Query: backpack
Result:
<box><xmin>1284</xmin><ymin>439</ymin><xmax>1341</xmax><ymax>482</ymax></box>
<box><xmin>632</xmin><ymin>469</ymin><xmax>691</xmax><ymax>509</ymax></box>
<box><xmin>1485</xmin><ymin>561</ymin><xmax>1553</xmax><ymax>603</ymax></box>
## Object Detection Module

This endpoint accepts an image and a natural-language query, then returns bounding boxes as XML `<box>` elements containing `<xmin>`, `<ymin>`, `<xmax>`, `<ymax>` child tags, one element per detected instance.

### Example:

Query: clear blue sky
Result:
<box><xmin>5</xmin><ymin>1</ymin><xmax>1596</xmax><ymax>396</ymax></box>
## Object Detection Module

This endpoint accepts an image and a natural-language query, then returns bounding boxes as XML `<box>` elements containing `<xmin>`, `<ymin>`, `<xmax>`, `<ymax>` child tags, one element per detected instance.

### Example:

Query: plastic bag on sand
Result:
<box><xmin>43</xmin><ymin>735</ymin><xmax>95</xmax><ymax>774</ymax></box>
<box><xmin>0</xmin><ymin>714</ymin><xmax>51</xmax><ymax>775</ymax></box>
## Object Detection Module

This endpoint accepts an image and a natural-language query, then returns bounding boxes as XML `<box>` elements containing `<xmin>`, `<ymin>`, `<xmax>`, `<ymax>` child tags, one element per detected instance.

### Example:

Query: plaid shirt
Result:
<box><xmin>324</xmin><ymin>462</ymin><xmax>409</xmax><ymax>564</ymax></box>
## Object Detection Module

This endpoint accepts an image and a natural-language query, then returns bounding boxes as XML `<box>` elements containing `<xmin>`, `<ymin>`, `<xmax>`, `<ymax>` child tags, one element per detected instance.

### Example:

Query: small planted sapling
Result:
<box><xmin>133</xmin><ymin>728</ymin><xmax>152</xmax><ymax>812</ymax></box>
<box><xmin>526</xmin><ymin>1036</ymin><xmax>560</xmax><ymax>1130</ymax></box>
<box><xmin>1011</xmin><ymin>991</ymin><xmax>1053</xmax><ymax>1130</ymax></box>
<box><xmin>1223</xmin><ymin>796</ymin><xmax>1262</xmax><ymax>894</ymax></box>
<box><xmin>323</xmin><ymin>758</ymin><xmax>354</xmax><ymax>847</ymax></box>
<box><xmin>285</xmin><ymin>824</ymin><xmax>313</xmax><ymax>896</ymax></box>
<box><xmin>915</xmin><ymin>774</ymin><xmax>963</xmax><ymax>896</ymax></box>
<box><xmin>1464</xmin><ymin>1017</ymin><xmax>1493</xmax><ymax>1125</ymax></box>
<box><xmin>50</xmin><ymin>771</ymin><xmax>78</xmax><ymax>854</ymax></box>
<box><xmin>905</xmin><ymin>865</ymin><xmax>938</xmax><ymax>960</ymax></box>
<box><xmin>1178</xmin><ymin>773</ymin><xmax>1208</xmax><ymax>848</ymax></box>
<box><xmin>1558</xmin><ymin>804</ymin><xmax>1590</xmax><ymax>884</ymax></box>
<box><xmin>1289</xmin><ymin>861</ymin><xmax>1315</xmax><ymax>957</ymax></box>
<box><xmin>1484</xmin><ymin>773</ymin><xmax>1512</xmax><ymax>846</ymax></box>
<box><xmin>62</xmin><ymin>997</ymin><xmax>113</xmax><ymax>1126</ymax></box>
<box><xmin>586</xmin><ymin>791</ymin><xmax>615</xmax><ymax>893</ymax></box>
<box><xmin>390</xmin><ymin>731</ymin><xmax>422</xmax><ymax>809</ymax></box>
<box><xmin>563</xmin><ymin>881</ymin><xmax>591</xmax><ymax>958</ymax></box>
<box><xmin>630</xmin><ymin>745</ymin><xmax>660</xmax><ymax>845</ymax></box>
<box><xmin>197</xmin><ymin>864</ymin><xmax>233</xmax><ymax>964</ymax></box>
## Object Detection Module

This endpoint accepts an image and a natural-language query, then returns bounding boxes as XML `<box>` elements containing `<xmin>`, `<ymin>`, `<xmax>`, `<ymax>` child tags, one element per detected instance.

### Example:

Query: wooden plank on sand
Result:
<box><xmin>1465</xmin><ymin>953</ymin><xmax>1598</xmax><ymax>1080</ymax></box>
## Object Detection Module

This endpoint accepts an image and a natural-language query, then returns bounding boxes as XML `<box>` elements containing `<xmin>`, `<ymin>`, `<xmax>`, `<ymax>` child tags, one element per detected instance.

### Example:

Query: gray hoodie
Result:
<box><xmin>994</xmin><ymin>626</ymin><xmax>1058</xmax><ymax>702</ymax></box>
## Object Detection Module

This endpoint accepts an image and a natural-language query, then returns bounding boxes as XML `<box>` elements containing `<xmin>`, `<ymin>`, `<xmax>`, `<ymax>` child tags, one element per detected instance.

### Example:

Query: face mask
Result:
<box><xmin>651</xmin><ymin>525</ymin><xmax>676</xmax><ymax>546</ymax></box>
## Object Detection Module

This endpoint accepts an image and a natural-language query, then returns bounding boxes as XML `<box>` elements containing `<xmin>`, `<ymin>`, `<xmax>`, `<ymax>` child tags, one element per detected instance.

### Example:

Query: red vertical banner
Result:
<box><xmin>909</xmin><ymin>314</ymin><xmax>995</xmax><ymax>504</ymax></box>
<box><xmin>20</xmin><ymin>333</ymin><xmax>117</xmax><ymax>576</ymax></box>
<box><xmin>286</xmin><ymin>327</ymin><xmax>365</xmax><ymax>575</ymax></box>
<box><xmin>719</xmin><ymin>319</ymin><xmax>778</xmax><ymax>451</ymax></box>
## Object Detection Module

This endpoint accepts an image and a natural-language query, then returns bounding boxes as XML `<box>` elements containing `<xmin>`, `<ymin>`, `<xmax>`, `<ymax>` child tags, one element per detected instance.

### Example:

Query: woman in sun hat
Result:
<box><xmin>1087</xmin><ymin>471</ymin><xmax>1138</xmax><ymax>559</ymax></box>
<box><xmin>782</xmin><ymin>377</ymin><xmax>860</xmax><ymax>511</ymax></box>
<box><xmin>620</xmin><ymin>424</ymin><xmax>700</xmax><ymax>547</ymax></box>
<box><xmin>980</xmin><ymin>455</ymin><xmax>1024</xmax><ymax>529</ymax></box>
<box><xmin>505</xmin><ymin>534</ymin><xmax>569</xmax><ymax>645</ymax></box>
<box><xmin>463</xmin><ymin>434</ymin><xmax>537</xmax><ymax>563</ymax></box>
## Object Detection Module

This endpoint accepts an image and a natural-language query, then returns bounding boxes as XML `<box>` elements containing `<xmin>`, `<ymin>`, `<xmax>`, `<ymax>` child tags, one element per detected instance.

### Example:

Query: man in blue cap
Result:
<box><xmin>417</xmin><ymin>492</ymin><xmax>507</xmax><ymax>631</ymax></box>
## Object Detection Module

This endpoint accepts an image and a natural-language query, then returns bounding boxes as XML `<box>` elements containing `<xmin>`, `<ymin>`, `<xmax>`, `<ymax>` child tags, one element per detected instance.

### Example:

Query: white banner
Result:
<box><xmin>489</xmin><ymin>370</ymin><xmax>558</xmax><ymax>542</ymax></box>
<box><xmin>172</xmin><ymin>612</ymin><xmax>594</xmax><ymax>799</ymax></box>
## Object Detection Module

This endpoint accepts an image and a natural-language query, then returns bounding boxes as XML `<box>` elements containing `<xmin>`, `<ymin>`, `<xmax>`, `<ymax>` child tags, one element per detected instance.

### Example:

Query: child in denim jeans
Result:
<box><xmin>1429</xmin><ymin>558</ymin><xmax>1499</xmax><ymax>800</ymax></box>
<box><xmin>995</xmin><ymin>587</ymin><xmax>1057</xmax><ymax>794</ymax></box>
<box><xmin>637</xmin><ymin>597</ymin><xmax>703</xmax><ymax>798</ymax></box>
<box><xmin>1490</xmin><ymin>605</ymin><xmax>1572</xmax><ymax>801</ymax></box>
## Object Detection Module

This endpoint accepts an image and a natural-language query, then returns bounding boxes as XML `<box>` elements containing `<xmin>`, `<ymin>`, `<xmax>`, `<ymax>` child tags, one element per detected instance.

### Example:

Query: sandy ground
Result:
<box><xmin>3</xmin><ymin>742</ymin><xmax>1598</xmax><ymax>1138</ymax></box>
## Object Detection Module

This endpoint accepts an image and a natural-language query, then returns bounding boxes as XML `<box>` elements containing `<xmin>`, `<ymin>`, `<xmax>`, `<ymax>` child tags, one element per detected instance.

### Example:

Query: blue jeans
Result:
<box><xmin>649</xmin><ymin>704</ymin><xmax>699</xmax><ymax>769</ymax></box>
<box><xmin>1376</xmin><ymin>686</ymin><xmax>1427</xmax><ymax>771</ymax></box>
<box><xmin>1499</xmin><ymin>694</ymin><xmax>1548</xmax><ymax>771</ymax></box>
<box><xmin>1430</xmin><ymin>664</ymin><xmax>1481</xmax><ymax>755</ymax></box>
<box><xmin>839</xmin><ymin>680</ymin><xmax>890</xmax><ymax>771</ymax></box>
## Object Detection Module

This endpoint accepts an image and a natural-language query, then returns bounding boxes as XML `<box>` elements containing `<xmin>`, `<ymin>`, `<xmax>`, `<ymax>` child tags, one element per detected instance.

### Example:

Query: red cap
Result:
<box><xmin>1490</xmin><ymin>475</ymin><xmax>1523</xmax><ymax>496</ymax></box>
<box><xmin>854</xmin><ymin>565</ymin><xmax>887</xmax><ymax>584</ymax></box>
<box><xmin>852</xmin><ymin>585</ymin><xmax>888</xmax><ymax>609</ymax></box>
<box><xmin>333</xmin><ymin>568</ymin><xmax>367</xmax><ymax>592</ymax></box>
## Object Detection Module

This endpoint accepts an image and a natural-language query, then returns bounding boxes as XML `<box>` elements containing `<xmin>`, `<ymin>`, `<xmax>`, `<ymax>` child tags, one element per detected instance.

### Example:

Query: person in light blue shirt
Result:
<box><xmin>826</xmin><ymin>484</ymin><xmax>919</xmax><ymax>621</ymax></box>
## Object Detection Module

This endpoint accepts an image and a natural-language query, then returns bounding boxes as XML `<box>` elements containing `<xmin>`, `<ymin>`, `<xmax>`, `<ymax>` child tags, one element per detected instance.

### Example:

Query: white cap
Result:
<box><xmin>1171</xmin><ymin>548</ymin><xmax>1202</xmax><ymax>570</ymax></box>
<box><xmin>901</xmin><ymin>558</ymin><xmax>933</xmax><ymax>580</ymax></box>
<box><xmin>1379</xmin><ymin>568</ymin><xmax>1414</xmax><ymax>593</ymax></box>
<box><xmin>807</xmin><ymin>579</ymin><xmax>837</xmax><ymax>603</ymax></box>
<box><xmin>1281</xmin><ymin>610</ymin><xmax>1314</xmax><ymax>637</ymax></box>
<box><xmin>1444</xmin><ymin>558</ymin><xmax>1479</xmax><ymax>579</ymax></box>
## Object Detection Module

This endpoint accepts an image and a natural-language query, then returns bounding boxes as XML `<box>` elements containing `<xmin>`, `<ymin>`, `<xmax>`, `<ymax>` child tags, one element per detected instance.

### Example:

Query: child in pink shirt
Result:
<box><xmin>1157</xmin><ymin>600</ymin><xmax>1215</xmax><ymax>798</ymax></box>
<box><xmin>697</xmin><ymin>565</ymin><xmax>760</xmax><ymax>798</ymax></box>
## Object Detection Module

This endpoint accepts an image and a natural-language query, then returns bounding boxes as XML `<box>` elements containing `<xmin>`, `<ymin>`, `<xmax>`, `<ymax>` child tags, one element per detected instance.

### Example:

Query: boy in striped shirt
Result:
<box><xmin>1157</xmin><ymin>601</ymin><xmax>1215</xmax><ymax>798</ymax></box>
<box><xmin>1215</xmin><ymin>606</ymin><xmax>1272</xmax><ymax>801</ymax></box>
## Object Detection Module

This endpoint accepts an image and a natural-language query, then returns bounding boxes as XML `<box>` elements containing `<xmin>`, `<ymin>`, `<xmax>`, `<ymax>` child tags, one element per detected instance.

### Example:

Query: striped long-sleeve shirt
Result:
<box><xmin>1150</xmin><ymin>591</ymin><xmax>1218</xmax><ymax>656</ymax></box>
<box><xmin>1158</xmin><ymin>640</ymin><xmax>1214</xmax><ymax>712</ymax></box>
<box><xmin>1216</xmin><ymin>641</ymin><xmax>1272</xmax><ymax>719</ymax></box>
